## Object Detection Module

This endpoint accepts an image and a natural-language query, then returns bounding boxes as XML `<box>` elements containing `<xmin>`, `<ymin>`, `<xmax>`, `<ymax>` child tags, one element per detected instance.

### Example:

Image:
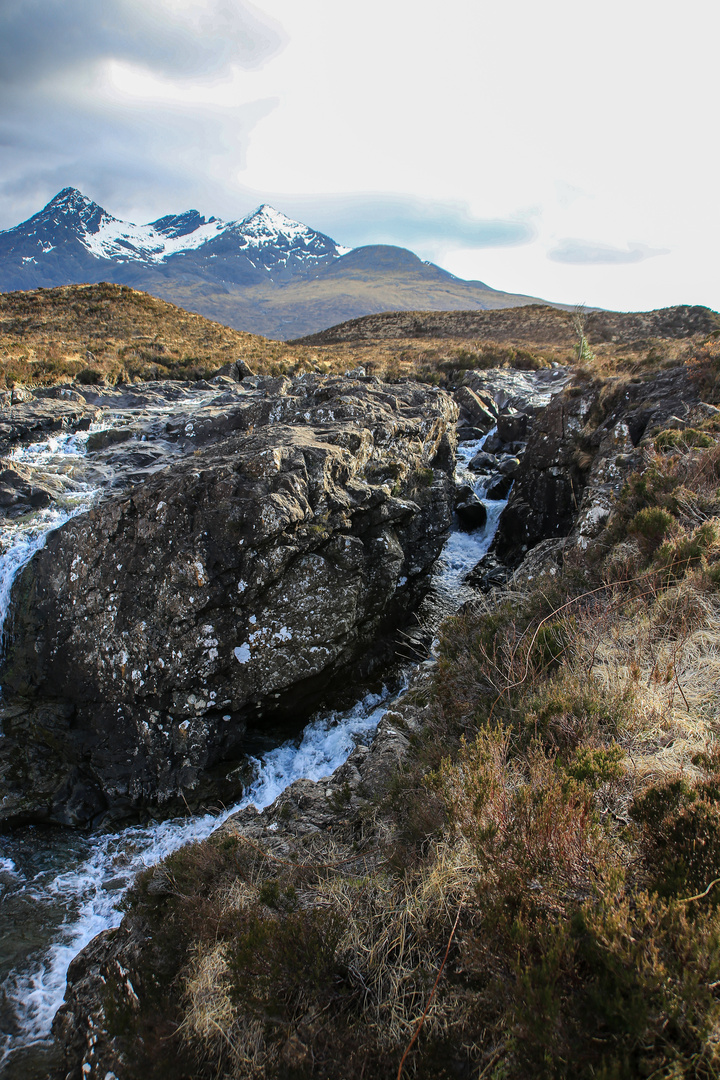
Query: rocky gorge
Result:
<box><xmin>3</xmin><ymin>339</ymin><xmax>718</xmax><ymax>1079</ymax></box>
<box><xmin>0</xmin><ymin>356</ymin><xmax>572</xmax><ymax>1074</ymax></box>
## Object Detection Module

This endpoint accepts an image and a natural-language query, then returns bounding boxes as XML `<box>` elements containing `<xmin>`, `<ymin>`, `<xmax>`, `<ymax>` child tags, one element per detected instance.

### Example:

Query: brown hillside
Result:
<box><xmin>0</xmin><ymin>282</ymin><xmax>276</xmax><ymax>386</ymax></box>
<box><xmin>2</xmin><ymin>285</ymin><xmax>718</xmax><ymax>391</ymax></box>
<box><xmin>295</xmin><ymin>304</ymin><xmax>720</xmax><ymax>346</ymax></box>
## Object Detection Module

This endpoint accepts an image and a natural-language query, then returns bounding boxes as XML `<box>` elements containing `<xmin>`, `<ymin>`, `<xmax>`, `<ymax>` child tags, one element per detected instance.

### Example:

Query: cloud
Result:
<box><xmin>547</xmin><ymin>238</ymin><xmax>670</xmax><ymax>265</ymax></box>
<box><xmin>0</xmin><ymin>0</ymin><xmax>285</xmax><ymax>229</ymax></box>
<box><xmin>0</xmin><ymin>0</ymin><xmax>285</xmax><ymax>91</ymax></box>
<box><xmin>0</xmin><ymin>93</ymin><xmax>278</xmax><ymax>228</ymax></box>
<box><xmin>281</xmin><ymin>194</ymin><xmax>536</xmax><ymax>253</ymax></box>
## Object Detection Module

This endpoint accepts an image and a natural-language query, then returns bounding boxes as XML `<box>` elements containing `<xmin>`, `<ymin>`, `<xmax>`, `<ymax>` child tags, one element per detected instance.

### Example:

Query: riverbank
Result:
<box><xmin>50</xmin><ymin>348</ymin><xmax>720</xmax><ymax>1079</ymax></box>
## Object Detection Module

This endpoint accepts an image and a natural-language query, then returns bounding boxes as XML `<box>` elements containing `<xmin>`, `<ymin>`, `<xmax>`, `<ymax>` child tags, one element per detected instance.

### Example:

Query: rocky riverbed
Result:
<box><xmin>0</xmin><ymin>371</ymin><xmax>461</xmax><ymax>827</ymax></box>
<box><xmin>0</xmin><ymin>363</ymin><xmax>574</xmax><ymax>1076</ymax></box>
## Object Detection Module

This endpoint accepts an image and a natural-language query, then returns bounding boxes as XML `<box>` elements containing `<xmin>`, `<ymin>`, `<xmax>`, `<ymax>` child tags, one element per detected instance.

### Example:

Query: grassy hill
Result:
<box><xmin>0</xmin><ymin>283</ymin><xmax>274</xmax><ymax>386</ymax></box>
<box><xmin>1</xmin><ymin>284</ymin><xmax>718</xmax><ymax>391</ymax></box>
<box><xmin>297</xmin><ymin>303</ymin><xmax>720</xmax><ymax>346</ymax></box>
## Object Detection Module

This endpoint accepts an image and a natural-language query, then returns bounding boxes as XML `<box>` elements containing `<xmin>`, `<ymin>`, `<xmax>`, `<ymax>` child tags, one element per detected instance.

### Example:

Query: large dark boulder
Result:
<box><xmin>0</xmin><ymin>376</ymin><xmax>457</xmax><ymax>826</ymax></box>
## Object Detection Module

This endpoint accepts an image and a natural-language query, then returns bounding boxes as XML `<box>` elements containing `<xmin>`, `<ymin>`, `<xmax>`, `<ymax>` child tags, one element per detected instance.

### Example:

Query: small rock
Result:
<box><xmin>497</xmin><ymin>456</ymin><xmax>521</xmax><ymax>477</ymax></box>
<box><xmin>456</xmin><ymin>496</ymin><xmax>488</xmax><ymax>531</ymax></box>
<box><xmin>497</xmin><ymin>409</ymin><xmax>528</xmax><ymax>443</ymax></box>
<box><xmin>468</xmin><ymin>450</ymin><xmax>496</xmax><ymax>471</ymax></box>
<box><xmin>482</xmin><ymin>432</ymin><xmax>505</xmax><ymax>454</ymax></box>
<box><xmin>485</xmin><ymin>474</ymin><xmax>513</xmax><ymax>500</ymax></box>
<box><xmin>454</xmin><ymin>386</ymin><xmax>496</xmax><ymax>433</ymax></box>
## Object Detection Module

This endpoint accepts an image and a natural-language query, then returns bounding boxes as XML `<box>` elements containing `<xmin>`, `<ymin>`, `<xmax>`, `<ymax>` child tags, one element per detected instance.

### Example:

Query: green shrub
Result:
<box><xmin>655</xmin><ymin>521</ymin><xmax>718</xmax><ymax>578</ymax></box>
<box><xmin>628</xmin><ymin>506</ymin><xmax>675</xmax><ymax>555</ymax></box>
<box><xmin>530</xmin><ymin>620</ymin><xmax>572</xmax><ymax>672</ymax></box>
<box><xmin>631</xmin><ymin>755</ymin><xmax>720</xmax><ymax>899</ymax></box>
<box><xmin>227</xmin><ymin>907</ymin><xmax>347</xmax><ymax>1020</ymax></box>
<box><xmin>76</xmin><ymin>366</ymin><xmax>104</xmax><ymax>385</ymax></box>
<box><xmin>566</xmin><ymin>744</ymin><xmax>624</xmax><ymax>789</ymax></box>
<box><xmin>504</xmin><ymin>888</ymin><xmax>720</xmax><ymax>1078</ymax></box>
<box><xmin>655</xmin><ymin>427</ymin><xmax>715</xmax><ymax>452</ymax></box>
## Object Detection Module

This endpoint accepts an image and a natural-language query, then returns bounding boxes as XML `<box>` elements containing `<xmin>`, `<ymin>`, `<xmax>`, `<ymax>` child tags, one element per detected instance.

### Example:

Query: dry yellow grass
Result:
<box><xmin>0</xmin><ymin>282</ymin><xmax>712</xmax><ymax>391</ymax></box>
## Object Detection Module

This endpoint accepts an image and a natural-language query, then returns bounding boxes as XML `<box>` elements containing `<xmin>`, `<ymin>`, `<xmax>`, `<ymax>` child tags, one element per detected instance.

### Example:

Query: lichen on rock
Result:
<box><xmin>0</xmin><ymin>374</ymin><xmax>457</xmax><ymax>826</ymax></box>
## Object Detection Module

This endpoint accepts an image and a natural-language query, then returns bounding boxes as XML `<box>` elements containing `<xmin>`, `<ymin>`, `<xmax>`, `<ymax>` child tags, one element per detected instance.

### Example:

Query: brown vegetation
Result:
<box><xmin>1</xmin><ymin>285</ymin><xmax>717</xmax><ymax>392</ymax></box>
<box><xmin>102</xmin><ymin>395</ymin><xmax>720</xmax><ymax>1079</ymax></box>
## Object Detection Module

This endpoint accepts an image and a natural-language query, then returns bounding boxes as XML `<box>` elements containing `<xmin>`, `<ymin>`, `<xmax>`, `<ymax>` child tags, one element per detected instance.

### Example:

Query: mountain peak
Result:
<box><xmin>44</xmin><ymin>187</ymin><xmax>100</xmax><ymax>213</ymax></box>
<box><xmin>241</xmin><ymin>203</ymin><xmax>305</xmax><ymax>232</ymax></box>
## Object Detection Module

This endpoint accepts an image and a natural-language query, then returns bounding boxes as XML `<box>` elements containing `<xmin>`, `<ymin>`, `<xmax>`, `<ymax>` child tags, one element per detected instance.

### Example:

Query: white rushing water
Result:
<box><xmin>0</xmin><ymin>691</ymin><xmax>389</xmax><ymax>1060</ymax></box>
<box><xmin>0</xmin><ymin>433</ymin><xmax>101</xmax><ymax>650</ymax></box>
<box><xmin>0</xmin><ymin>425</ymin><xmax>507</xmax><ymax>1068</ymax></box>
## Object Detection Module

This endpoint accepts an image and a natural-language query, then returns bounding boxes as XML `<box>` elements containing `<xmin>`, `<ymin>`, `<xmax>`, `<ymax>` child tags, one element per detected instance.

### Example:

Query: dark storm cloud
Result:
<box><xmin>0</xmin><ymin>0</ymin><xmax>285</xmax><ymax>91</ymax></box>
<box><xmin>0</xmin><ymin>0</ymin><xmax>285</xmax><ymax>229</ymax></box>
<box><xmin>284</xmin><ymin>194</ymin><xmax>536</xmax><ymax>252</ymax></box>
<box><xmin>548</xmin><ymin>238</ymin><xmax>670</xmax><ymax>265</ymax></box>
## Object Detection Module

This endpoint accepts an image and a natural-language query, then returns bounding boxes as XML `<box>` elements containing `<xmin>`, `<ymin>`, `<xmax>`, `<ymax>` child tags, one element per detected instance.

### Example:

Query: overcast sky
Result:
<box><xmin>0</xmin><ymin>0</ymin><xmax>716</xmax><ymax>312</ymax></box>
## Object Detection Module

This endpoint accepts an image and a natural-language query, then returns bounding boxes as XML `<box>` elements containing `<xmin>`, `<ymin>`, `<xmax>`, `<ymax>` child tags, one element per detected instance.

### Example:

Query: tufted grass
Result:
<box><xmin>94</xmin><ymin>371</ymin><xmax>720</xmax><ymax>1079</ymax></box>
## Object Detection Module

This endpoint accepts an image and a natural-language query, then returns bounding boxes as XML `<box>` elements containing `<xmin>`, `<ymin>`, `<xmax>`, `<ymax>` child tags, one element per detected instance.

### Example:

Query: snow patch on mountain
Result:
<box><xmin>81</xmin><ymin>215</ymin><xmax>229</xmax><ymax>263</ymax></box>
<box><xmin>18</xmin><ymin>189</ymin><xmax>348</xmax><ymax>267</ymax></box>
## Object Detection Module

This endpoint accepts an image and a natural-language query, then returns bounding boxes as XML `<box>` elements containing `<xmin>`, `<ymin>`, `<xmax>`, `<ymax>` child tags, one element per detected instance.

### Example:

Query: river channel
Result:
<box><xmin>0</xmin><ymin>389</ymin><xmax>504</xmax><ymax>1078</ymax></box>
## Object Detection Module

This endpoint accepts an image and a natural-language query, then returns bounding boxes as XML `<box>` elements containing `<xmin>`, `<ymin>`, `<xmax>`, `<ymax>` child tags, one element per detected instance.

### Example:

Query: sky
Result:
<box><xmin>0</xmin><ymin>0</ymin><xmax>717</xmax><ymax>312</ymax></box>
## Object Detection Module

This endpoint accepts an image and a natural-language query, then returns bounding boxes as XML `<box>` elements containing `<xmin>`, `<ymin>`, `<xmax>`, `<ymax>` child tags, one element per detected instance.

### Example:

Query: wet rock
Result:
<box><xmin>496</xmin><ymin>409</ymin><xmax>528</xmax><ymax>443</ymax></box>
<box><xmin>466</xmin><ymin>553</ymin><xmax>511</xmax><ymax>592</ymax></box>
<box><xmin>493</xmin><ymin>365</ymin><xmax>703</xmax><ymax>568</ymax></box>
<box><xmin>460</xmin><ymin>366</ymin><xmax>570</xmax><ymax>415</ymax></box>
<box><xmin>481</xmin><ymin>431</ymin><xmax>505</xmax><ymax>454</ymax></box>
<box><xmin>485</xmin><ymin>474</ymin><xmax>513</xmax><ymax>500</ymax></box>
<box><xmin>85</xmin><ymin>428</ymin><xmax>134</xmax><ymax>451</ymax></box>
<box><xmin>497</xmin><ymin>456</ymin><xmax>521</xmax><ymax>477</ymax></box>
<box><xmin>454</xmin><ymin>386</ymin><xmax>496</xmax><ymax>434</ymax></box>
<box><xmin>0</xmin><ymin>396</ymin><xmax>101</xmax><ymax>454</ymax></box>
<box><xmin>467</xmin><ymin>450</ymin><xmax>496</xmax><ymax>472</ymax></box>
<box><xmin>491</xmin><ymin>386</ymin><xmax>593</xmax><ymax>565</ymax></box>
<box><xmin>0</xmin><ymin>466</ymin><xmax>57</xmax><ymax>516</ymax></box>
<box><xmin>454</xmin><ymin>483</ymin><xmax>476</xmax><ymax>506</ymax></box>
<box><xmin>0</xmin><ymin>375</ymin><xmax>457</xmax><ymax>826</ymax></box>
<box><xmin>456</xmin><ymin>494</ymin><xmax>487</xmax><ymax>531</ymax></box>
<box><xmin>457</xmin><ymin>425</ymin><xmax>490</xmax><ymax>443</ymax></box>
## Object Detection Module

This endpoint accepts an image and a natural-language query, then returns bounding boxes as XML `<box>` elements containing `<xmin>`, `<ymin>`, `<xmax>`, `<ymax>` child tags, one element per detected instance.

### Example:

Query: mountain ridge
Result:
<box><xmin>0</xmin><ymin>189</ymin><xmax>551</xmax><ymax>339</ymax></box>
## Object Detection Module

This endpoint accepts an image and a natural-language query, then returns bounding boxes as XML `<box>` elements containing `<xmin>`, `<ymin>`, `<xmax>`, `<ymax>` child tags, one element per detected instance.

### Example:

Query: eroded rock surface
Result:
<box><xmin>492</xmin><ymin>366</ymin><xmax>703</xmax><ymax>568</ymax></box>
<box><xmin>0</xmin><ymin>375</ymin><xmax>457</xmax><ymax>826</ymax></box>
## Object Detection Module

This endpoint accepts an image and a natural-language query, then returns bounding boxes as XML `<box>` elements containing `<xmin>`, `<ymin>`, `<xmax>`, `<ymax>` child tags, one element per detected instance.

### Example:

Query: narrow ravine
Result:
<box><xmin>0</xmin><ymin>410</ymin><xmax>504</xmax><ymax>1075</ymax></box>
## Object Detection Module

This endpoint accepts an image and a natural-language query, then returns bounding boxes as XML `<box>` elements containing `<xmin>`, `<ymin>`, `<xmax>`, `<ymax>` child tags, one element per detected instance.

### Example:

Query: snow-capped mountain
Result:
<box><xmin>0</xmin><ymin>188</ymin><xmax>348</xmax><ymax>291</ymax></box>
<box><xmin>0</xmin><ymin>188</ymin><xmax>547</xmax><ymax>339</ymax></box>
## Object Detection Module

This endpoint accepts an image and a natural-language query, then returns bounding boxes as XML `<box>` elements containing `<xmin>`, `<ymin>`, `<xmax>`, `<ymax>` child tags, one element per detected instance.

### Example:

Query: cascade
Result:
<box><xmin>0</xmin><ymin>398</ymin><xmax>505</xmax><ymax>1074</ymax></box>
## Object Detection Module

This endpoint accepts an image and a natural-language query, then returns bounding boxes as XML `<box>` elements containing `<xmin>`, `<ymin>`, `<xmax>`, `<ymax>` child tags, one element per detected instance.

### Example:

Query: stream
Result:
<box><xmin>0</xmin><ymin>403</ymin><xmax>504</xmax><ymax>1078</ymax></box>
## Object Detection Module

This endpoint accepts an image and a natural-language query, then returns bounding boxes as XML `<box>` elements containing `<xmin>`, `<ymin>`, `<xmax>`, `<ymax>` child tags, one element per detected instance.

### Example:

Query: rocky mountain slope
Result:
<box><xmin>0</xmin><ymin>189</ymin><xmax>550</xmax><ymax>339</ymax></box>
<box><xmin>0</xmin><ymin>188</ymin><xmax>345</xmax><ymax>292</ymax></box>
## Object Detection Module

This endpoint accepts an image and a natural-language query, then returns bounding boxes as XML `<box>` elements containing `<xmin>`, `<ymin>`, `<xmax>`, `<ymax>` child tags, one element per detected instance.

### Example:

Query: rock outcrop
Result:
<box><xmin>0</xmin><ymin>375</ymin><xmax>457</xmax><ymax>826</ymax></box>
<box><xmin>492</xmin><ymin>366</ymin><xmax>704</xmax><ymax>568</ymax></box>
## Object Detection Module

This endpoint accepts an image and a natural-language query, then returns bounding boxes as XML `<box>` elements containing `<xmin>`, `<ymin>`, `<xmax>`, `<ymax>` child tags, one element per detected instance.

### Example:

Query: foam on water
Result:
<box><xmin>433</xmin><ymin>430</ymin><xmax>509</xmax><ymax>595</ymax></box>
<box><xmin>0</xmin><ymin>691</ymin><xmax>389</xmax><ymax>1059</ymax></box>
<box><xmin>7</xmin><ymin>430</ymin><xmax>91</xmax><ymax>467</ymax></box>
<box><xmin>0</xmin><ymin>422</ymin><xmax>508</xmax><ymax>1065</ymax></box>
